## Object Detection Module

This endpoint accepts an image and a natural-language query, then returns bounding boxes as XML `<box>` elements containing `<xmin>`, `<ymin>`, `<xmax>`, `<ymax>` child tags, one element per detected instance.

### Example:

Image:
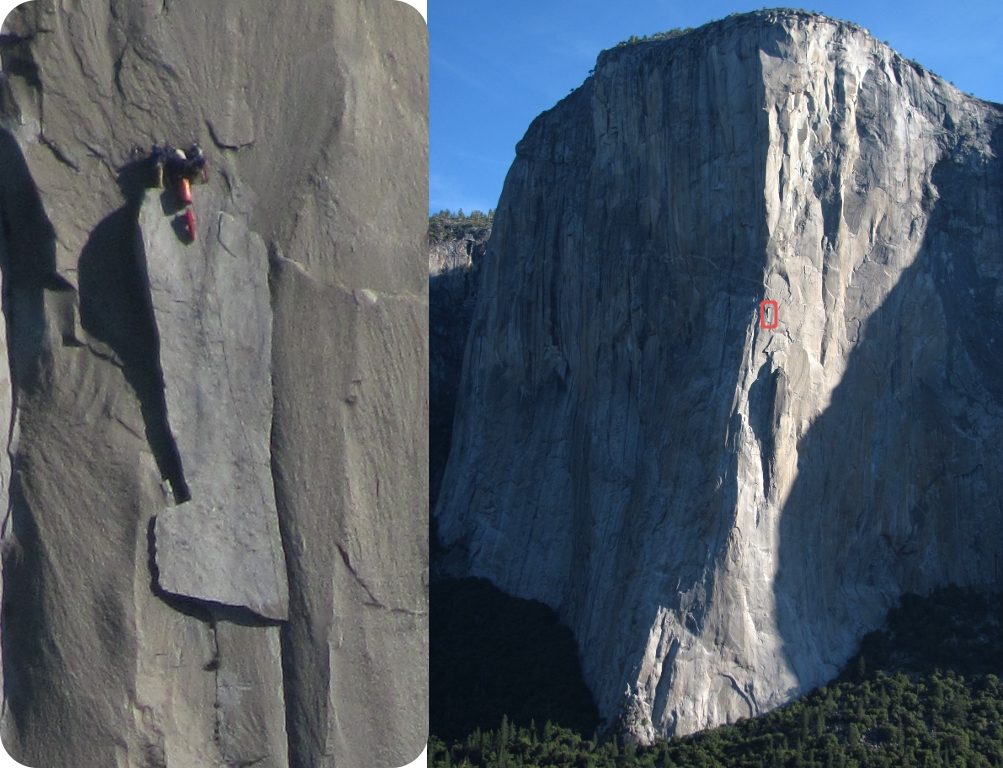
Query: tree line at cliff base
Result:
<box><xmin>431</xmin><ymin>584</ymin><xmax>1003</xmax><ymax>767</ymax></box>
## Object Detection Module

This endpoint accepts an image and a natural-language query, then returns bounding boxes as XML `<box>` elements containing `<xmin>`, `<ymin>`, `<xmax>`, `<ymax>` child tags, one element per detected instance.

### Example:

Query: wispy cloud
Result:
<box><xmin>431</xmin><ymin>53</ymin><xmax>494</xmax><ymax>96</ymax></box>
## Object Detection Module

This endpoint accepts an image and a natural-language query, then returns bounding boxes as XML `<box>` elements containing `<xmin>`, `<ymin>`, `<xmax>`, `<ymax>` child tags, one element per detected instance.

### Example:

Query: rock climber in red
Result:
<box><xmin>151</xmin><ymin>142</ymin><xmax>207</xmax><ymax>243</ymax></box>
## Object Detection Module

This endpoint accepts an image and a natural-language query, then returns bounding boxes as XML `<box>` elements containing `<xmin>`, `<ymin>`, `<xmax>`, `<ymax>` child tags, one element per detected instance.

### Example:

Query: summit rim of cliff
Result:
<box><xmin>591</xmin><ymin>8</ymin><xmax>998</xmax><ymax>107</ymax></box>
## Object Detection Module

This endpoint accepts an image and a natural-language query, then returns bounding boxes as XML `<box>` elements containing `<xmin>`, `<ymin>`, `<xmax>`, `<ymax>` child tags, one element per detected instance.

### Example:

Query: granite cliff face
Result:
<box><xmin>436</xmin><ymin>10</ymin><xmax>1003</xmax><ymax>742</ymax></box>
<box><xmin>0</xmin><ymin>1</ymin><xmax>427</xmax><ymax>766</ymax></box>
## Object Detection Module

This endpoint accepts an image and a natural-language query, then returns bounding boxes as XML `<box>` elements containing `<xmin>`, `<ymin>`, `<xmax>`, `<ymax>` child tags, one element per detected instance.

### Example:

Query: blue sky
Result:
<box><xmin>430</xmin><ymin>1</ymin><xmax>1003</xmax><ymax>214</ymax></box>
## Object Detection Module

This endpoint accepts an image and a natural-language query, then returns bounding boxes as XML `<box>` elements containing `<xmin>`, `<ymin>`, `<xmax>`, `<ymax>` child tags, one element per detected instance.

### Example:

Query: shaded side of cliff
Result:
<box><xmin>428</xmin><ymin>211</ymin><xmax>490</xmax><ymax>511</ymax></box>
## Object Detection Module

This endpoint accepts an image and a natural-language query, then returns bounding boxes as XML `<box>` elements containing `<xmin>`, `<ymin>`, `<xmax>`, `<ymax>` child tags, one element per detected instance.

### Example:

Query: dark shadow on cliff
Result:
<box><xmin>431</xmin><ymin>577</ymin><xmax>600</xmax><ymax>741</ymax></box>
<box><xmin>429</xmin><ymin>257</ymin><xmax>483</xmax><ymax>575</ymax></box>
<box><xmin>0</xmin><ymin>128</ymin><xmax>60</xmax><ymax>749</ymax></box>
<box><xmin>1</xmin><ymin>474</ymin><xmax>50</xmax><ymax>744</ymax></box>
<box><xmin>774</xmin><ymin>125</ymin><xmax>1003</xmax><ymax>692</ymax></box>
<box><xmin>77</xmin><ymin>157</ymin><xmax>190</xmax><ymax>503</ymax></box>
<box><xmin>160</xmin><ymin>187</ymin><xmax>185</xmax><ymax>217</ymax></box>
<box><xmin>168</xmin><ymin>213</ymin><xmax>191</xmax><ymax>244</ymax></box>
<box><xmin>429</xmin><ymin>264</ymin><xmax>479</xmax><ymax>514</ymax></box>
<box><xmin>429</xmin><ymin>220</ymin><xmax>491</xmax><ymax>515</ymax></box>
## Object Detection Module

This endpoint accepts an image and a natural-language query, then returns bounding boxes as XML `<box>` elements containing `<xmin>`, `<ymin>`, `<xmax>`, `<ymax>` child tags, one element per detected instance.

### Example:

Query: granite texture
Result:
<box><xmin>0</xmin><ymin>1</ymin><xmax>427</xmax><ymax>765</ymax></box>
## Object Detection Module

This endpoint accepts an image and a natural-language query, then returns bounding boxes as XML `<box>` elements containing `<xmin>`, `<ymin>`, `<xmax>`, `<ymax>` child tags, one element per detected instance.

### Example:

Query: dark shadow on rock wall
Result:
<box><xmin>429</xmin><ymin>262</ymin><xmax>480</xmax><ymax>518</ymax></box>
<box><xmin>0</xmin><ymin>127</ymin><xmax>59</xmax><ymax>748</ymax></box>
<box><xmin>430</xmin><ymin>577</ymin><xmax>600</xmax><ymax>741</ymax></box>
<box><xmin>77</xmin><ymin>157</ymin><xmax>190</xmax><ymax>502</ymax></box>
<box><xmin>774</xmin><ymin>127</ymin><xmax>1003</xmax><ymax>694</ymax></box>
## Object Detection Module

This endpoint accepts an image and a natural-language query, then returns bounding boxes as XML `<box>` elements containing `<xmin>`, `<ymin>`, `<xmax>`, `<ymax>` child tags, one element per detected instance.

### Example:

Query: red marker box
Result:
<box><xmin>760</xmin><ymin>300</ymin><xmax>779</xmax><ymax>330</ymax></box>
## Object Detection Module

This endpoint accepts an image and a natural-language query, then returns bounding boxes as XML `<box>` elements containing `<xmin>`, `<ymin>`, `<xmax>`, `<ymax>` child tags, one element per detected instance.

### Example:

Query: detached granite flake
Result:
<box><xmin>140</xmin><ymin>195</ymin><xmax>288</xmax><ymax>621</ymax></box>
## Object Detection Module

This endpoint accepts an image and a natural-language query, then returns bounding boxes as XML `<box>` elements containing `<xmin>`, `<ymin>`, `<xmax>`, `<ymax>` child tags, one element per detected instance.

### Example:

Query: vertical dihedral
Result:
<box><xmin>436</xmin><ymin>10</ymin><xmax>1003</xmax><ymax>742</ymax></box>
